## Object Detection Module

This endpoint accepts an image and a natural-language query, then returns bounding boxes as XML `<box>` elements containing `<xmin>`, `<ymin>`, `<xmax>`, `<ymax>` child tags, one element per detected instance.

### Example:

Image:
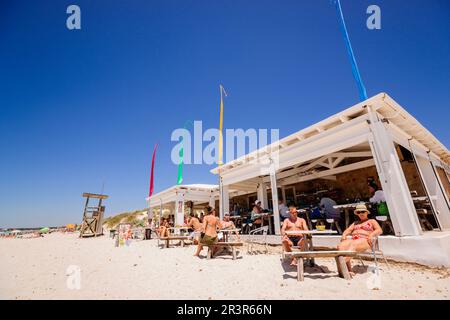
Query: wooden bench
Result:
<box><xmin>284</xmin><ymin>250</ymin><xmax>357</xmax><ymax>281</ymax></box>
<box><xmin>158</xmin><ymin>236</ymin><xmax>192</xmax><ymax>248</ymax></box>
<box><xmin>207</xmin><ymin>242</ymin><xmax>244</xmax><ymax>260</ymax></box>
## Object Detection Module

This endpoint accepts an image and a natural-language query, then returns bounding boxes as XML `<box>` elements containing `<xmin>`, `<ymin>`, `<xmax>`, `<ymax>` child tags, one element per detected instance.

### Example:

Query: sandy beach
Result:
<box><xmin>0</xmin><ymin>232</ymin><xmax>449</xmax><ymax>300</ymax></box>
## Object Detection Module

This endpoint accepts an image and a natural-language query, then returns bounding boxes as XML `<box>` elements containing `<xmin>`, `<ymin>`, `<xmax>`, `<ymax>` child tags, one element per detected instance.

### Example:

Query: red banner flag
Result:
<box><xmin>148</xmin><ymin>143</ymin><xmax>158</xmax><ymax>197</ymax></box>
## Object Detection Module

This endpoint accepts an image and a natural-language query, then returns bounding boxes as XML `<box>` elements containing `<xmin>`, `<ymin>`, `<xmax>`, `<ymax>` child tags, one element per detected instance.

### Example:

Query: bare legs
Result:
<box><xmin>194</xmin><ymin>243</ymin><xmax>203</xmax><ymax>256</ymax></box>
<box><xmin>282</xmin><ymin>236</ymin><xmax>305</xmax><ymax>266</ymax></box>
<box><xmin>157</xmin><ymin>226</ymin><xmax>169</xmax><ymax>238</ymax></box>
<box><xmin>338</xmin><ymin>238</ymin><xmax>370</xmax><ymax>275</ymax></box>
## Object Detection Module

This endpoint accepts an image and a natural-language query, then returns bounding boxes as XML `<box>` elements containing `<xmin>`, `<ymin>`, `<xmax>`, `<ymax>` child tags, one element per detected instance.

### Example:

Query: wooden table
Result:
<box><xmin>285</xmin><ymin>229</ymin><xmax>338</xmax><ymax>266</ymax></box>
<box><xmin>168</xmin><ymin>227</ymin><xmax>190</xmax><ymax>235</ymax></box>
<box><xmin>208</xmin><ymin>228</ymin><xmax>243</xmax><ymax>260</ymax></box>
<box><xmin>412</xmin><ymin>196</ymin><xmax>429</xmax><ymax>202</ymax></box>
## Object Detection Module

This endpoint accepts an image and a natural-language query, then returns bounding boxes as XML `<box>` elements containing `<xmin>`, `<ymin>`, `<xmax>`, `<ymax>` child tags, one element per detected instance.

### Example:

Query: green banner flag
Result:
<box><xmin>177</xmin><ymin>141</ymin><xmax>183</xmax><ymax>185</ymax></box>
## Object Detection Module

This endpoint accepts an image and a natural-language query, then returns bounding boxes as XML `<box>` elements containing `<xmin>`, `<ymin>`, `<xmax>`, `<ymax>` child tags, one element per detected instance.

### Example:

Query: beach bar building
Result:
<box><xmin>211</xmin><ymin>93</ymin><xmax>450</xmax><ymax>266</ymax></box>
<box><xmin>146</xmin><ymin>184</ymin><xmax>256</xmax><ymax>226</ymax></box>
<box><xmin>147</xmin><ymin>184</ymin><xmax>218</xmax><ymax>227</ymax></box>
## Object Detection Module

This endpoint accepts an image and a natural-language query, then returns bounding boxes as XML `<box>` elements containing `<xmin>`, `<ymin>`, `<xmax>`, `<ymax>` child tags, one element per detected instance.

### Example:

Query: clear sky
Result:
<box><xmin>1</xmin><ymin>0</ymin><xmax>449</xmax><ymax>228</ymax></box>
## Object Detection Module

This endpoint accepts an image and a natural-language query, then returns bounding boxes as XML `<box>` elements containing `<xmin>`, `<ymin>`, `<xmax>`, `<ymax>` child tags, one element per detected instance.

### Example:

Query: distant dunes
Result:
<box><xmin>103</xmin><ymin>209</ymin><xmax>148</xmax><ymax>230</ymax></box>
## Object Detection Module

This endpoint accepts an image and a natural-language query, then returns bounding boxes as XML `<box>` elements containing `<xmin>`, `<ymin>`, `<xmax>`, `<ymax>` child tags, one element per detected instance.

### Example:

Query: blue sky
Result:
<box><xmin>1</xmin><ymin>0</ymin><xmax>449</xmax><ymax>228</ymax></box>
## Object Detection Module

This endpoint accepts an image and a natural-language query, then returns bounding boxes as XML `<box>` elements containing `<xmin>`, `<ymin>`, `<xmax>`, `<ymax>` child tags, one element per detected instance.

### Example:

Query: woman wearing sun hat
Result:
<box><xmin>337</xmin><ymin>203</ymin><xmax>383</xmax><ymax>276</ymax></box>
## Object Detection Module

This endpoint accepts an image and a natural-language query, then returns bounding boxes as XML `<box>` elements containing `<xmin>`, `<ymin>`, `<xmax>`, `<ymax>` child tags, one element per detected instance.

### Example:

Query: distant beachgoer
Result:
<box><xmin>368</xmin><ymin>179</ymin><xmax>390</xmax><ymax>217</ymax></box>
<box><xmin>319</xmin><ymin>196</ymin><xmax>340</xmax><ymax>220</ymax></box>
<box><xmin>279</xmin><ymin>199</ymin><xmax>290</xmax><ymax>220</ymax></box>
<box><xmin>157</xmin><ymin>218</ymin><xmax>170</xmax><ymax>237</ymax></box>
<box><xmin>126</xmin><ymin>227</ymin><xmax>132</xmax><ymax>246</ymax></box>
<box><xmin>194</xmin><ymin>206</ymin><xmax>220</xmax><ymax>257</ymax></box>
<box><xmin>251</xmin><ymin>200</ymin><xmax>263</xmax><ymax>227</ymax></box>
<box><xmin>231</xmin><ymin>203</ymin><xmax>241</xmax><ymax>216</ymax></box>
<box><xmin>338</xmin><ymin>204</ymin><xmax>383</xmax><ymax>276</ymax></box>
<box><xmin>281</xmin><ymin>203</ymin><xmax>309</xmax><ymax>266</ymax></box>
<box><xmin>219</xmin><ymin>213</ymin><xmax>240</xmax><ymax>240</ymax></box>
<box><xmin>188</xmin><ymin>213</ymin><xmax>202</xmax><ymax>244</ymax></box>
<box><xmin>368</xmin><ymin>180</ymin><xmax>386</xmax><ymax>204</ymax></box>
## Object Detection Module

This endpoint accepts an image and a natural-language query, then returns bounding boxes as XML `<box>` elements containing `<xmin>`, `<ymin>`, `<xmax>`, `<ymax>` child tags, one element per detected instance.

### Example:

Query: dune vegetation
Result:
<box><xmin>103</xmin><ymin>209</ymin><xmax>148</xmax><ymax>229</ymax></box>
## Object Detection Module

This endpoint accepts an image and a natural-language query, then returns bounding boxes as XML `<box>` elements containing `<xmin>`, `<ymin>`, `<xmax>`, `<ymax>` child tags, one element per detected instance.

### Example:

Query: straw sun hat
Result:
<box><xmin>354</xmin><ymin>203</ymin><xmax>369</xmax><ymax>213</ymax></box>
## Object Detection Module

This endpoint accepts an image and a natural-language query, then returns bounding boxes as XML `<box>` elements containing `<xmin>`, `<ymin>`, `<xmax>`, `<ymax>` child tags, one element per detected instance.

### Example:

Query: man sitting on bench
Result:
<box><xmin>219</xmin><ymin>213</ymin><xmax>240</xmax><ymax>240</ymax></box>
<box><xmin>281</xmin><ymin>203</ymin><xmax>309</xmax><ymax>266</ymax></box>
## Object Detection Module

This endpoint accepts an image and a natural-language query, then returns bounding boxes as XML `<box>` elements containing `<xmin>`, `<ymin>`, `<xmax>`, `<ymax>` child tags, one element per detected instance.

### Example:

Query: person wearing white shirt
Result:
<box><xmin>368</xmin><ymin>181</ymin><xmax>386</xmax><ymax>204</ymax></box>
<box><xmin>319</xmin><ymin>197</ymin><xmax>340</xmax><ymax>219</ymax></box>
<box><xmin>279</xmin><ymin>200</ymin><xmax>290</xmax><ymax>221</ymax></box>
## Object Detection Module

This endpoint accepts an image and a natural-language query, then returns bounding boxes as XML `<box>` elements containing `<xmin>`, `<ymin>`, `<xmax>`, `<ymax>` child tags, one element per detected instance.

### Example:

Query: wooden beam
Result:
<box><xmin>82</xmin><ymin>193</ymin><xmax>108</xmax><ymax>199</ymax></box>
<box><xmin>331</xmin><ymin>157</ymin><xmax>345</xmax><ymax>168</ymax></box>
<box><xmin>329</xmin><ymin>151</ymin><xmax>373</xmax><ymax>158</ymax></box>
<box><xmin>278</xmin><ymin>159</ymin><xmax>375</xmax><ymax>186</ymax></box>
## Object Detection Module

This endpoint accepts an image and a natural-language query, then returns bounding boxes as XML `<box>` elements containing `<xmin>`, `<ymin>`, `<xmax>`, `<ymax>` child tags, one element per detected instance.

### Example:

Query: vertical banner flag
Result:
<box><xmin>148</xmin><ymin>143</ymin><xmax>158</xmax><ymax>197</ymax></box>
<box><xmin>218</xmin><ymin>84</ymin><xmax>227</xmax><ymax>166</ymax></box>
<box><xmin>177</xmin><ymin>140</ymin><xmax>184</xmax><ymax>185</ymax></box>
<box><xmin>177</xmin><ymin>120</ymin><xmax>193</xmax><ymax>185</ymax></box>
<box><xmin>334</xmin><ymin>0</ymin><xmax>368</xmax><ymax>101</ymax></box>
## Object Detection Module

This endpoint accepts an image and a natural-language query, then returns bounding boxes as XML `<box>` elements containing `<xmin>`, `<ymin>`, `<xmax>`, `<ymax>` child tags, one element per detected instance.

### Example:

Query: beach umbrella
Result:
<box><xmin>39</xmin><ymin>227</ymin><xmax>50</xmax><ymax>234</ymax></box>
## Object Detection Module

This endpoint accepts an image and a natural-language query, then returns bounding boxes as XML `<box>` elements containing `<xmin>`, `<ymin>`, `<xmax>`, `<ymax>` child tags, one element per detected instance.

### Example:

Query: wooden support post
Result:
<box><xmin>297</xmin><ymin>257</ymin><xmax>304</xmax><ymax>281</ymax></box>
<box><xmin>232</xmin><ymin>247</ymin><xmax>237</xmax><ymax>260</ymax></box>
<box><xmin>336</xmin><ymin>256</ymin><xmax>351</xmax><ymax>280</ymax></box>
<box><xmin>269</xmin><ymin>161</ymin><xmax>281</xmax><ymax>235</ymax></box>
<box><xmin>306</xmin><ymin>235</ymin><xmax>315</xmax><ymax>267</ymax></box>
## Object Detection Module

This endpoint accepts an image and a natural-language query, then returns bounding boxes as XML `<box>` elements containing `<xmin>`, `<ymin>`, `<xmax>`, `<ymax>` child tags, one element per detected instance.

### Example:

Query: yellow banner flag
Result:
<box><xmin>218</xmin><ymin>85</ymin><xmax>227</xmax><ymax>166</ymax></box>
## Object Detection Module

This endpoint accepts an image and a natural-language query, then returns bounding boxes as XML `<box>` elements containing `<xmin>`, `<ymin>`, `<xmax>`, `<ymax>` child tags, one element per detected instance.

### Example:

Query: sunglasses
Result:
<box><xmin>355</xmin><ymin>211</ymin><xmax>368</xmax><ymax>214</ymax></box>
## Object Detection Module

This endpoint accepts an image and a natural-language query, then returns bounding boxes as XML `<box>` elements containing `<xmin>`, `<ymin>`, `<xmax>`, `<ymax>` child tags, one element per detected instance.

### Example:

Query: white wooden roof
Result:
<box><xmin>211</xmin><ymin>92</ymin><xmax>449</xmax><ymax>177</ymax></box>
<box><xmin>146</xmin><ymin>184</ymin><xmax>218</xmax><ymax>207</ymax></box>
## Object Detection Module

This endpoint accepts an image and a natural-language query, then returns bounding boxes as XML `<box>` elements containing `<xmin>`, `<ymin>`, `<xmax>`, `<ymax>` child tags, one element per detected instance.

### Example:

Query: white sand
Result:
<box><xmin>0</xmin><ymin>233</ymin><xmax>449</xmax><ymax>300</ymax></box>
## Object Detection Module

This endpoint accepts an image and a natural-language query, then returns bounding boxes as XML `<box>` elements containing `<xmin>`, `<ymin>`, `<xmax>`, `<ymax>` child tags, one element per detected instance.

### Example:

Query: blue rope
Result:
<box><xmin>333</xmin><ymin>0</ymin><xmax>368</xmax><ymax>101</ymax></box>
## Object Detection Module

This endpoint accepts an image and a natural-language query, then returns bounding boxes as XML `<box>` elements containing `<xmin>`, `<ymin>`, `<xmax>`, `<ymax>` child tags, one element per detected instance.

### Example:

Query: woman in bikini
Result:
<box><xmin>338</xmin><ymin>203</ymin><xmax>383</xmax><ymax>276</ymax></box>
<box><xmin>194</xmin><ymin>206</ymin><xmax>220</xmax><ymax>257</ymax></box>
<box><xmin>157</xmin><ymin>218</ymin><xmax>170</xmax><ymax>238</ymax></box>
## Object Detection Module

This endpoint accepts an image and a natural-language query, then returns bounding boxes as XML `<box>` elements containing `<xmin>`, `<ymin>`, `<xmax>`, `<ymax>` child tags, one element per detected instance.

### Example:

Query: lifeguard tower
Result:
<box><xmin>79</xmin><ymin>193</ymin><xmax>108</xmax><ymax>238</ymax></box>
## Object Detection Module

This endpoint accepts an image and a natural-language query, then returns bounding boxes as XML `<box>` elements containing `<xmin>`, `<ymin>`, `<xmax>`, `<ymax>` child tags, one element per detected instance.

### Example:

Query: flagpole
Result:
<box><xmin>333</xmin><ymin>0</ymin><xmax>368</xmax><ymax>101</ymax></box>
<box><xmin>218</xmin><ymin>85</ymin><xmax>227</xmax><ymax>219</ymax></box>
